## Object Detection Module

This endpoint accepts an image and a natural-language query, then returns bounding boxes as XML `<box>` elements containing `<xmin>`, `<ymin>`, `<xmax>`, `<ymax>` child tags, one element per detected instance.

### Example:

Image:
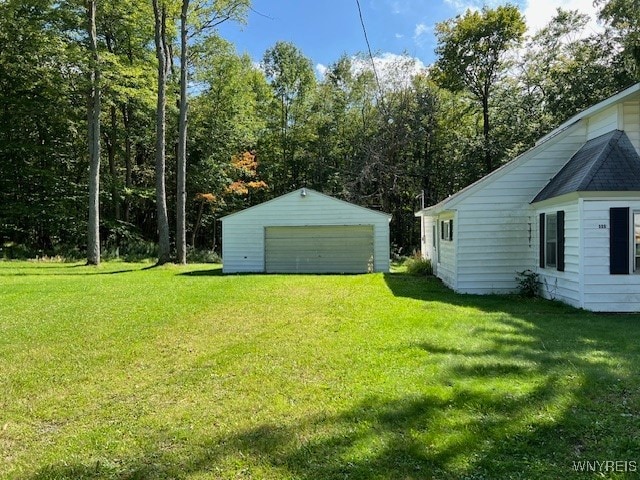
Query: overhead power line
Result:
<box><xmin>355</xmin><ymin>0</ymin><xmax>384</xmax><ymax>102</ymax></box>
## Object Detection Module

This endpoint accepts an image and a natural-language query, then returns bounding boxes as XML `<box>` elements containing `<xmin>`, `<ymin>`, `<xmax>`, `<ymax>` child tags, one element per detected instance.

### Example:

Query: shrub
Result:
<box><xmin>516</xmin><ymin>269</ymin><xmax>540</xmax><ymax>298</ymax></box>
<box><xmin>186</xmin><ymin>247</ymin><xmax>221</xmax><ymax>264</ymax></box>
<box><xmin>405</xmin><ymin>254</ymin><xmax>433</xmax><ymax>276</ymax></box>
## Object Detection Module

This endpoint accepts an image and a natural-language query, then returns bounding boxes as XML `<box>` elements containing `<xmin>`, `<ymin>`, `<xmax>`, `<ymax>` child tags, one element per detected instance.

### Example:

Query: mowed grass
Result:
<box><xmin>1</xmin><ymin>261</ymin><xmax>640</xmax><ymax>479</ymax></box>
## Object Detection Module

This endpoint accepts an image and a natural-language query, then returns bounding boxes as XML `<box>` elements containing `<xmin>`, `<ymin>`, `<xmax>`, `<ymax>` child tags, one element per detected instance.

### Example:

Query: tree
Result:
<box><xmin>152</xmin><ymin>0</ymin><xmax>172</xmax><ymax>264</ymax></box>
<box><xmin>432</xmin><ymin>4</ymin><xmax>525</xmax><ymax>173</ymax></box>
<box><xmin>176</xmin><ymin>0</ymin><xmax>250</xmax><ymax>264</ymax></box>
<box><xmin>262</xmin><ymin>41</ymin><xmax>316</xmax><ymax>191</ymax></box>
<box><xmin>176</xmin><ymin>0</ymin><xmax>189</xmax><ymax>264</ymax></box>
<box><xmin>86</xmin><ymin>0</ymin><xmax>101</xmax><ymax>265</ymax></box>
<box><xmin>597</xmin><ymin>0</ymin><xmax>640</xmax><ymax>75</ymax></box>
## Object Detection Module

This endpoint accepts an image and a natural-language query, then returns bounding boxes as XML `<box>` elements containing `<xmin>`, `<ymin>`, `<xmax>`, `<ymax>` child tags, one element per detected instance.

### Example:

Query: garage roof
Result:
<box><xmin>221</xmin><ymin>188</ymin><xmax>392</xmax><ymax>220</ymax></box>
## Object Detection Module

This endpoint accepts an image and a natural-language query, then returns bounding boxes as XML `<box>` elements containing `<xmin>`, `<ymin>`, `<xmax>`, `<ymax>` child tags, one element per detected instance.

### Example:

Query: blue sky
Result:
<box><xmin>218</xmin><ymin>0</ymin><xmax>601</xmax><ymax>76</ymax></box>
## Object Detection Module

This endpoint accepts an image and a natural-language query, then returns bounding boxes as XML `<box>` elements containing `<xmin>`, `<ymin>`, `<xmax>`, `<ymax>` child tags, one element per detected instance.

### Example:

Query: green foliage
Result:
<box><xmin>186</xmin><ymin>246</ymin><xmax>221</xmax><ymax>263</ymax></box>
<box><xmin>433</xmin><ymin>4</ymin><xmax>526</xmax><ymax>98</ymax></box>
<box><xmin>404</xmin><ymin>254</ymin><xmax>433</xmax><ymax>276</ymax></box>
<box><xmin>516</xmin><ymin>269</ymin><xmax>541</xmax><ymax>298</ymax></box>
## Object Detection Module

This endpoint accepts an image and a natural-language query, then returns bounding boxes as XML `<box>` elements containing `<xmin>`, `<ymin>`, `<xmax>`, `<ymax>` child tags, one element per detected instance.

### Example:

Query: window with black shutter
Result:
<box><xmin>610</xmin><ymin>207</ymin><xmax>630</xmax><ymax>275</ymax></box>
<box><xmin>557</xmin><ymin>211</ymin><xmax>565</xmax><ymax>272</ymax></box>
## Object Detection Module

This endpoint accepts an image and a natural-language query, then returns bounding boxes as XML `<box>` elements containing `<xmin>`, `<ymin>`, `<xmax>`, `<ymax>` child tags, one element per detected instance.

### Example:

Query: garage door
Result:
<box><xmin>265</xmin><ymin>225</ymin><xmax>374</xmax><ymax>273</ymax></box>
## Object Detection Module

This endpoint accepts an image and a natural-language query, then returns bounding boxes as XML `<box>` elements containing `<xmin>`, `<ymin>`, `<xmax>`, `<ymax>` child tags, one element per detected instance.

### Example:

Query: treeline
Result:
<box><xmin>0</xmin><ymin>0</ymin><xmax>638</xmax><ymax>261</ymax></box>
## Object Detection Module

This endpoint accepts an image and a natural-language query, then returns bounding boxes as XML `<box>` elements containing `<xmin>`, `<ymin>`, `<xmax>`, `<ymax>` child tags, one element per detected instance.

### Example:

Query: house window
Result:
<box><xmin>440</xmin><ymin>219</ymin><xmax>453</xmax><ymax>242</ymax></box>
<box><xmin>546</xmin><ymin>213</ymin><xmax>557</xmax><ymax>268</ymax></box>
<box><xmin>539</xmin><ymin>211</ymin><xmax>564</xmax><ymax>271</ymax></box>
<box><xmin>635</xmin><ymin>212</ymin><xmax>640</xmax><ymax>272</ymax></box>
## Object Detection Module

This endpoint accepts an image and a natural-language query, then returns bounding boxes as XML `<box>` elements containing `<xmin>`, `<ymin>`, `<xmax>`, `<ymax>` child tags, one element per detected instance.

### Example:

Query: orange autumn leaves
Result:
<box><xmin>225</xmin><ymin>151</ymin><xmax>267</xmax><ymax>196</ymax></box>
<box><xmin>195</xmin><ymin>151</ymin><xmax>267</xmax><ymax>205</ymax></box>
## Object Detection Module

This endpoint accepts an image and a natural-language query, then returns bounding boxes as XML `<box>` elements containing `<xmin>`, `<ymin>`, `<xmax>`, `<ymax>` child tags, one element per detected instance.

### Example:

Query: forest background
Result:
<box><xmin>0</xmin><ymin>0</ymin><xmax>638</xmax><ymax>263</ymax></box>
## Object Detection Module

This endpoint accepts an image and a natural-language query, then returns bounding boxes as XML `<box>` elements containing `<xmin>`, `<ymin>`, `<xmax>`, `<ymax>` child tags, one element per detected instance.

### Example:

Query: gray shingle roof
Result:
<box><xmin>532</xmin><ymin>130</ymin><xmax>640</xmax><ymax>203</ymax></box>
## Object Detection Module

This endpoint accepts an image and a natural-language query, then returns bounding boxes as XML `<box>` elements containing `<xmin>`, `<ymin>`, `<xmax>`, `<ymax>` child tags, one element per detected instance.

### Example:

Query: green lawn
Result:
<box><xmin>1</xmin><ymin>261</ymin><xmax>639</xmax><ymax>479</ymax></box>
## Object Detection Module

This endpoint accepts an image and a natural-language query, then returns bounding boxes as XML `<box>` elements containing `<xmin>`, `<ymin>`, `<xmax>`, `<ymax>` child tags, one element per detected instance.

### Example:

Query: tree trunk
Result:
<box><xmin>153</xmin><ymin>0</ymin><xmax>171</xmax><ymax>265</ymax></box>
<box><xmin>482</xmin><ymin>91</ymin><xmax>491</xmax><ymax>174</ymax></box>
<box><xmin>108</xmin><ymin>105</ymin><xmax>120</xmax><ymax>220</ymax></box>
<box><xmin>176</xmin><ymin>0</ymin><xmax>189</xmax><ymax>264</ymax></box>
<box><xmin>122</xmin><ymin>103</ymin><xmax>132</xmax><ymax>223</ymax></box>
<box><xmin>87</xmin><ymin>0</ymin><xmax>101</xmax><ymax>266</ymax></box>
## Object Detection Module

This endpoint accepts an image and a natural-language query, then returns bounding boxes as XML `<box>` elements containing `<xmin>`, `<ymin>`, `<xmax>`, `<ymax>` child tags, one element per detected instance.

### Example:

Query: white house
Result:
<box><xmin>222</xmin><ymin>188</ymin><xmax>391</xmax><ymax>274</ymax></box>
<box><xmin>416</xmin><ymin>83</ymin><xmax>640</xmax><ymax>312</ymax></box>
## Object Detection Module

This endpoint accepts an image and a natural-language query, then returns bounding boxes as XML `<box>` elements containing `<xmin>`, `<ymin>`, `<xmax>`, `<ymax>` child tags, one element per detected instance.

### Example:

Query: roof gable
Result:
<box><xmin>416</xmin><ymin>82</ymin><xmax>640</xmax><ymax>216</ymax></box>
<box><xmin>221</xmin><ymin>188</ymin><xmax>391</xmax><ymax>221</ymax></box>
<box><xmin>532</xmin><ymin>130</ymin><xmax>640</xmax><ymax>203</ymax></box>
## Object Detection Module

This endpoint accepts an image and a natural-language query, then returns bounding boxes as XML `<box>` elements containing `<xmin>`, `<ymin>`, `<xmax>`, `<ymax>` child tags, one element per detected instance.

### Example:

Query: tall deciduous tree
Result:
<box><xmin>597</xmin><ymin>0</ymin><xmax>640</xmax><ymax>75</ymax></box>
<box><xmin>176</xmin><ymin>0</ymin><xmax>250</xmax><ymax>264</ymax></box>
<box><xmin>87</xmin><ymin>0</ymin><xmax>101</xmax><ymax>265</ymax></box>
<box><xmin>176</xmin><ymin>0</ymin><xmax>189</xmax><ymax>264</ymax></box>
<box><xmin>262</xmin><ymin>41</ymin><xmax>316</xmax><ymax>191</ymax></box>
<box><xmin>432</xmin><ymin>4</ymin><xmax>525</xmax><ymax>174</ymax></box>
<box><xmin>152</xmin><ymin>0</ymin><xmax>171</xmax><ymax>265</ymax></box>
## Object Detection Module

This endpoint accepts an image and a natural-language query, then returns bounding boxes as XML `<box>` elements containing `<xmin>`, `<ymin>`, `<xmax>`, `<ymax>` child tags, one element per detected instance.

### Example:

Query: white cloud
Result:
<box><xmin>444</xmin><ymin>0</ymin><xmax>505</xmax><ymax>13</ymax></box>
<box><xmin>522</xmin><ymin>0</ymin><xmax>601</xmax><ymax>35</ymax></box>
<box><xmin>316</xmin><ymin>63</ymin><xmax>328</xmax><ymax>78</ymax></box>
<box><xmin>414</xmin><ymin>23</ymin><xmax>429</xmax><ymax>38</ymax></box>
<box><xmin>351</xmin><ymin>52</ymin><xmax>427</xmax><ymax>89</ymax></box>
<box><xmin>395</xmin><ymin>33</ymin><xmax>405</xmax><ymax>39</ymax></box>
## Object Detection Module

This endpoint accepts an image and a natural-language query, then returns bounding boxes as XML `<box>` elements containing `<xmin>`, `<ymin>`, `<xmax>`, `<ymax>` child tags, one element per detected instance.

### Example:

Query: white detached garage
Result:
<box><xmin>221</xmin><ymin>188</ymin><xmax>391</xmax><ymax>273</ymax></box>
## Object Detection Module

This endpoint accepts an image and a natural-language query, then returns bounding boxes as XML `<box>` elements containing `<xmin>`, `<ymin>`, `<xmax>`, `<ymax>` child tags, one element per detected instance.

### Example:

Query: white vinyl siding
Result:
<box><xmin>452</xmin><ymin>126</ymin><xmax>587</xmax><ymax>294</ymax></box>
<box><xmin>586</xmin><ymin>104</ymin><xmax>620</xmax><ymax>141</ymax></box>
<box><xmin>582</xmin><ymin>199</ymin><xmax>640</xmax><ymax>312</ymax></box>
<box><xmin>623</xmin><ymin>101</ymin><xmax>640</xmax><ymax>154</ymax></box>
<box><xmin>537</xmin><ymin>202</ymin><xmax>581</xmax><ymax>308</ymax></box>
<box><xmin>222</xmin><ymin>189</ymin><xmax>390</xmax><ymax>273</ymax></box>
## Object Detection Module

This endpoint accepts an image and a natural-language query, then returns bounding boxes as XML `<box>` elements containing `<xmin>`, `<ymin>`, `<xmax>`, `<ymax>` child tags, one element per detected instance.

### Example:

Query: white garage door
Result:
<box><xmin>265</xmin><ymin>225</ymin><xmax>374</xmax><ymax>273</ymax></box>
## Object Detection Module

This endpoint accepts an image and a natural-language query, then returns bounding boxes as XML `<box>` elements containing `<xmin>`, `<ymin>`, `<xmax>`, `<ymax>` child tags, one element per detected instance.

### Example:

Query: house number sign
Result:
<box><xmin>598</xmin><ymin>224</ymin><xmax>607</xmax><ymax>229</ymax></box>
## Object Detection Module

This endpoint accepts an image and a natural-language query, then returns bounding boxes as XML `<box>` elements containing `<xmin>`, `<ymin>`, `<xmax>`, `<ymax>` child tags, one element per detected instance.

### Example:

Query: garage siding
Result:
<box><xmin>265</xmin><ymin>226</ymin><xmax>374</xmax><ymax>273</ymax></box>
<box><xmin>222</xmin><ymin>189</ymin><xmax>390</xmax><ymax>273</ymax></box>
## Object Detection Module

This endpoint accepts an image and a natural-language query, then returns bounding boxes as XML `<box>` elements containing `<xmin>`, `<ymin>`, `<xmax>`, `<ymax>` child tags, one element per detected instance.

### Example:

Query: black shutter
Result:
<box><xmin>610</xmin><ymin>207</ymin><xmax>630</xmax><ymax>274</ymax></box>
<box><xmin>449</xmin><ymin>219</ymin><xmax>453</xmax><ymax>241</ymax></box>
<box><xmin>539</xmin><ymin>213</ymin><xmax>545</xmax><ymax>268</ymax></box>
<box><xmin>440</xmin><ymin>221</ymin><xmax>444</xmax><ymax>240</ymax></box>
<box><xmin>557</xmin><ymin>210</ymin><xmax>565</xmax><ymax>272</ymax></box>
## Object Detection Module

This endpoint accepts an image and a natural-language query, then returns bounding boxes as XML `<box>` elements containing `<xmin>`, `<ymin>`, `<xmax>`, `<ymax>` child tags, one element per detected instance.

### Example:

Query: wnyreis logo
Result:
<box><xmin>573</xmin><ymin>460</ymin><xmax>637</xmax><ymax>473</ymax></box>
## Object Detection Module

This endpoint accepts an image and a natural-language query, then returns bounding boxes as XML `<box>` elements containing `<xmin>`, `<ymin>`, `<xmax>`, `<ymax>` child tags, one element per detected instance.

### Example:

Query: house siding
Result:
<box><xmin>536</xmin><ymin>202</ymin><xmax>581</xmax><ymax>308</ymax></box>
<box><xmin>582</xmin><ymin>199</ymin><xmax>640</xmax><ymax>312</ymax></box>
<box><xmin>586</xmin><ymin>105</ymin><xmax>620</xmax><ymax>141</ymax></box>
<box><xmin>623</xmin><ymin>101</ymin><xmax>640</xmax><ymax>154</ymax></box>
<box><xmin>452</xmin><ymin>127</ymin><xmax>587</xmax><ymax>294</ymax></box>
<box><xmin>222</xmin><ymin>190</ymin><xmax>390</xmax><ymax>273</ymax></box>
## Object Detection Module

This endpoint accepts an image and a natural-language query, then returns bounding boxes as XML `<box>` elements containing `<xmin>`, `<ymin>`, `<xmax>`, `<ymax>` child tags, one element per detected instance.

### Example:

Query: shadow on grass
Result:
<box><xmin>0</xmin><ymin>262</ymin><xmax>166</xmax><ymax>277</ymax></box>
<box><xmin>26</xmin><ymin>273</ymin><xmax>640</xmax><ymax>479</ymax></box>
<box><xmin>178</xmin><ymin>267</ymin><xmax>224</xmax><ymax>277</ymax></box>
